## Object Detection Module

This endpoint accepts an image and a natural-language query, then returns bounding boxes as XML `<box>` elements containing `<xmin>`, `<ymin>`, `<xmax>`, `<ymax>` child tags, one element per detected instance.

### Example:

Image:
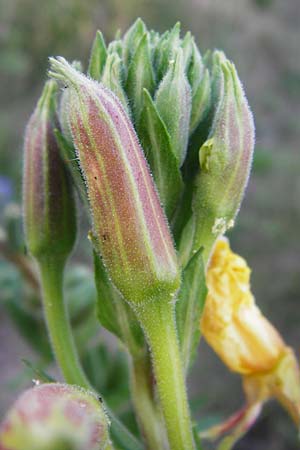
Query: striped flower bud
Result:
<box><xmin>49</xmin><ymin>57</ymin><xmax>180</xmax><ymax>305</ymax></box>
<box><xmin>23</xmin><ymin>80</ymin><xmax>76</xmax><ymax>263</ymax></box>
<box><xmin>0</xmin><ymin>383</ymin><xmax>112</xmax><ymax>450</ymax></box>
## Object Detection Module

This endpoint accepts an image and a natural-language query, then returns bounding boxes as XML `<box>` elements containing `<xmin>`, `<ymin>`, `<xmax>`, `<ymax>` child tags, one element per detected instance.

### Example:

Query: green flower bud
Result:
<box><xmin>155</xmin><ymin>48</ymin><xmax>192</xmax><ymax>166</ymax></box>
<box><xmin>0</xmin><ymin>383</ymin><xmax>112</xmax><ymax>450</ymax></box>
<box><xmin>49</xmin><ymin>58</ymin><xmax>180</xmax><ymax>305</ymax></box>
<box><xmin>23</xmin><ymin>80</ymin><xmax>76</xmax><ymax>263</ymax></box>
<box><xmin>180</xmin><ymin>52</ymin><xmax>255</xmax><ymax>266</ymax></box>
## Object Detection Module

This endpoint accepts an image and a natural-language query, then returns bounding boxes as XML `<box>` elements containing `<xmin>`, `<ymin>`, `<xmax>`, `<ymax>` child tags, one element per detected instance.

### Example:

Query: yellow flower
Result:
<box><xmin>201</xmin><ymin>237</ymin><xmax>300</xmax><ymax>428</ymax></box>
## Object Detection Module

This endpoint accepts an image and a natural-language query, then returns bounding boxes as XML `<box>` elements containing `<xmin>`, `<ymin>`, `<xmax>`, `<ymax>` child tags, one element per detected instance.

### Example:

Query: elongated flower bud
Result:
<box><xmin>49</xmin><ymin>57</ymin><xmax>180</xmax><ymax>305</ymax></box>
<box><xmin>180</xmin><ymin>52</ymin><xmax>255</xmax><ymax>266</ymax></box>
<box><xmin>23</xmin><ymin>80</ymin><xmax>76</xmax><ymax>262</ymax></box>
<box><xmin>0</xmin><ymin>383</ymin><xmax>112</xmax><ymax>450</ymax></box>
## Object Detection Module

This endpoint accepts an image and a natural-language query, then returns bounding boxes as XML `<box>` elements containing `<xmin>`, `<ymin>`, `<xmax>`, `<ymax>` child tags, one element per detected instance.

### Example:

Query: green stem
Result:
<box><xmin>131</xmin><ymin>353</ymin><xmax>165</xmax><ymax>450</ymax></box>
<box><xmin>135</xmin><ymin>300</ymin><xmax>195</xmax><ymax>450</ymax></box>
<box><xmin>39</xmin><ymin>257</ymin><xmax>142</xmax><ymax>450</ymax></box>
<box><xmin>39</xmin><ymin>257</ymin><xmax>90</xmax><ymax>388</ymax></box>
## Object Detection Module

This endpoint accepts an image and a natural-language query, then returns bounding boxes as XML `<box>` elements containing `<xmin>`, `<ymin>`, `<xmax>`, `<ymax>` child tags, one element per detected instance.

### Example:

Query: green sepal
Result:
<box><xmin>122</xmin><ymin>18</ymin><xmax>147</xmax><ymax>66</ymax></box>
<box><xmin>101</xmin><ymin>52</ymin><xmax>130</xmax><ymax>115</ymax></box>
<box><xmin>139</xmin><ymin>88</ymin><xmax>183</xmax><ymax>220</ymax></box>
<box><xmin>155</xmin><ymin>48</ymin><xmax>191</xmax><ymax>166</ymax></box>
<box><xmin>176</xmin><ymin>248</ymin><xmax>207</xmax><ymax>373</ymax></box>
<box><xmin>126</xmin><ymin>33</ymin><xmax>155</xmax><ymax>125</ymax></box>
<box><xmin>93</xmin><ymin>250</ymin><xmax>145</xmax><ymax>358</ymax></box>
<box><xmin>88</xmin><ymin>30</ymin><xmax>107</xmax><ymax>80</ymax></box>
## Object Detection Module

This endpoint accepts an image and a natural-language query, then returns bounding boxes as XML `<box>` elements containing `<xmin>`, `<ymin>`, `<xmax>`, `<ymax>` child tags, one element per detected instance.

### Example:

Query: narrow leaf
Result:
<box><xmin>176</xmin><ymin>248</ymin><xmax>207</xmax><ymax>373</ymax></box>
<box><xmin>88</xmin><ymin>30</ymin><xmax>107</xmax><ymax>80</ymax></box>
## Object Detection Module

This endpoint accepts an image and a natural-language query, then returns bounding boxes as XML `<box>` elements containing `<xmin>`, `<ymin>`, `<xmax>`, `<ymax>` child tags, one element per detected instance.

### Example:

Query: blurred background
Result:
<box><xmin>0</xmin><ymin>0</ymin><xmax>299</xmax><ymax>449</ymax></box>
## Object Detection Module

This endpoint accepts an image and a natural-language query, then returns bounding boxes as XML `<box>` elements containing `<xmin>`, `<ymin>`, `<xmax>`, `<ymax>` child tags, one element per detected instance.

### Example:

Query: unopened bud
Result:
<box><xmin>49</xmin><ymin>58</ymin><xmax>180</xmax><ymax>305</ymax></box>
<box><xmin>155</xmin><ymin>48</ymin><xmax>192</xmax><ymax>166</ymax></box>
<box><xmin>182</xmin><ymin>52</ymin><xmax>254</xmax><ymax>265</ymax></box>
<box><xmin>0</xmin><ymin>383</ymin><xmax>111</xmax><ymax>450</ymax></box>
<box><xmin>23</xmin><ymin>80</ymin><xmax>76</xmax><ymax>263</ymax></box>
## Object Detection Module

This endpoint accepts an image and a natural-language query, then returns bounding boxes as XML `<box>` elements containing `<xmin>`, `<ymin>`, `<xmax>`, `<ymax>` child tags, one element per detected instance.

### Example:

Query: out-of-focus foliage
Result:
<box><xmin>1</xmin><ymin>1</ymin><xmax>300</xmax><ymax>449</ymax></box>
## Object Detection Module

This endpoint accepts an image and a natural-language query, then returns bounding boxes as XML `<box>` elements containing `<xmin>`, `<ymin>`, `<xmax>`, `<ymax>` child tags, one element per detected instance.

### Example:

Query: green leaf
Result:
<box><xmin>139</xmin><ymin>88</ymin><xmax>183</xmax><ymax>220</ymax></box>
<box><xmin>176</xmin><ymin>248</ymin><xmax>207</xmax><ymax>373</ymax></box>
<box><xmin>126</xmin><ymin>33</ymin><xmax>155</xmax><ymax>124</ymax></box>
<box><xmin>0</xmin><ymin>261</ymin><xmax>53</xmax><ymax>360</ymax></box>
<box><xmin>155</xmin><ymin>48</ymin><xmax>192</xmax><ymax>166</ymax></box>
<box><xmin>88</xmin><ymin>30</ymin><xmax>107</xmax><ymax>80</ymax></box>
<box><xmin>64</xmin><ymin>265</ymin><xmax>96</xmax><ymax>322</ymax></box>
<box><xmin>93</xmin><ymin>251</ymin><xmax>145</xmax><ymax>357</ymax></box>
<box><xmin>22</xmin><ymin>359</ymin><xmax>56</xmax><ymax>383</ymax></box>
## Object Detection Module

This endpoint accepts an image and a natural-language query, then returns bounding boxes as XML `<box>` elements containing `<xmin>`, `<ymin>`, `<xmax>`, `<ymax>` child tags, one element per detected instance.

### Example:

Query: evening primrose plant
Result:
<box><xmin>1</xmin><ymin>18</ymin><xmax>299</xmax><ymax>450</ymax></box>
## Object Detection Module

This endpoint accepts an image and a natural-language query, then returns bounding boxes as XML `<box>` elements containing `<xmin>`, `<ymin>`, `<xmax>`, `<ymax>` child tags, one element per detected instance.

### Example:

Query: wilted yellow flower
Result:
<box><xmin>201</xmin><ymin>237</ymin><xmax>300</xmax><ymax>428</ymax></box>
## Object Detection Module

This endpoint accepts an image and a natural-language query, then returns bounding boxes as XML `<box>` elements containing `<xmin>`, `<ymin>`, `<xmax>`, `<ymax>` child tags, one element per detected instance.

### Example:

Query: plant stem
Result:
<box><xmin>131</xmin><ymin>353</ymin><xmax>165</xmax><ymax>450</ymax></box>
<box><xmin>39</xmin><ymin>257</ymin><xmax>143</xmax><ymax>450</ymax></box>
<box><xmin>135</xmin><ymin>299</ymin><xmax>195</xmax><ymax>450</ymax></box>
<box><xmin>39</xmin><ymin>257</ymin><xmax>91</xmax><ymax>388</ymax></box>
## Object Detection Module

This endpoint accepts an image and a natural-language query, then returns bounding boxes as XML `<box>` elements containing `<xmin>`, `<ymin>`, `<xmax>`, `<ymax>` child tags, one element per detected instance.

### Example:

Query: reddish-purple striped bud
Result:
<box><xmin>49</xmin><ymin>57</ymin><xmax>180</xmax><ymax>305</ymax></box>
<box><xmin>23</xmin><ymin>80</ymin><xmax>76</xmax><ymax>262</ymax></box>
<box><xmin>0</xmin><ymin>383</ymin><xmax>111</xmax><ymax>450</ymax></box>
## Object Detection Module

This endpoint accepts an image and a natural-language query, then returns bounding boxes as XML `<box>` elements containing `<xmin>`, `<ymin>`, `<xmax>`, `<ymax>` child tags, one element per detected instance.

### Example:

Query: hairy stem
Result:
<box><xmin>135</xmin><ymin>300</ymin><xmax>195</xmax><ymax>450</ymax></box>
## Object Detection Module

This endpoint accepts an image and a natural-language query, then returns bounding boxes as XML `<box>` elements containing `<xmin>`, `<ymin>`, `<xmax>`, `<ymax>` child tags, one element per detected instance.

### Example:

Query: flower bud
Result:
<box><xmin>201</xmin><ymin>238</ymin><xmax>300</xmax><ymax>426</ymax></box>
<box><xmin>184</xmin><ymin>52</ymin><xmax>254</xmax><ymax>265</ymax></box>
<box><xmin>23</xmin><ymin>80</ymin><xmax>76</xmax><ymax>262</ymax></box>
<box><xmin>155</xmin><ymin>48</ymin><xmax>192</xmax><ymax>166</ymax></box>
<box><xmin>49</xmin><ymin>57</ymin><xmax>180</xmax><ymax>305</ymax></box>
<box><xmin>0</xmin><ymin>383</ymin><xmax>111</xmax><ymax>450</ymax></box>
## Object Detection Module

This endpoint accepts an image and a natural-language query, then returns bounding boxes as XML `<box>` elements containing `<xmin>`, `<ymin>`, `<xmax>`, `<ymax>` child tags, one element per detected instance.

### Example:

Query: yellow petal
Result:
<box><xmin>201</xmin><ymin>238</ymin><xmax>285</xmax><ymax>374</ymax></box>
